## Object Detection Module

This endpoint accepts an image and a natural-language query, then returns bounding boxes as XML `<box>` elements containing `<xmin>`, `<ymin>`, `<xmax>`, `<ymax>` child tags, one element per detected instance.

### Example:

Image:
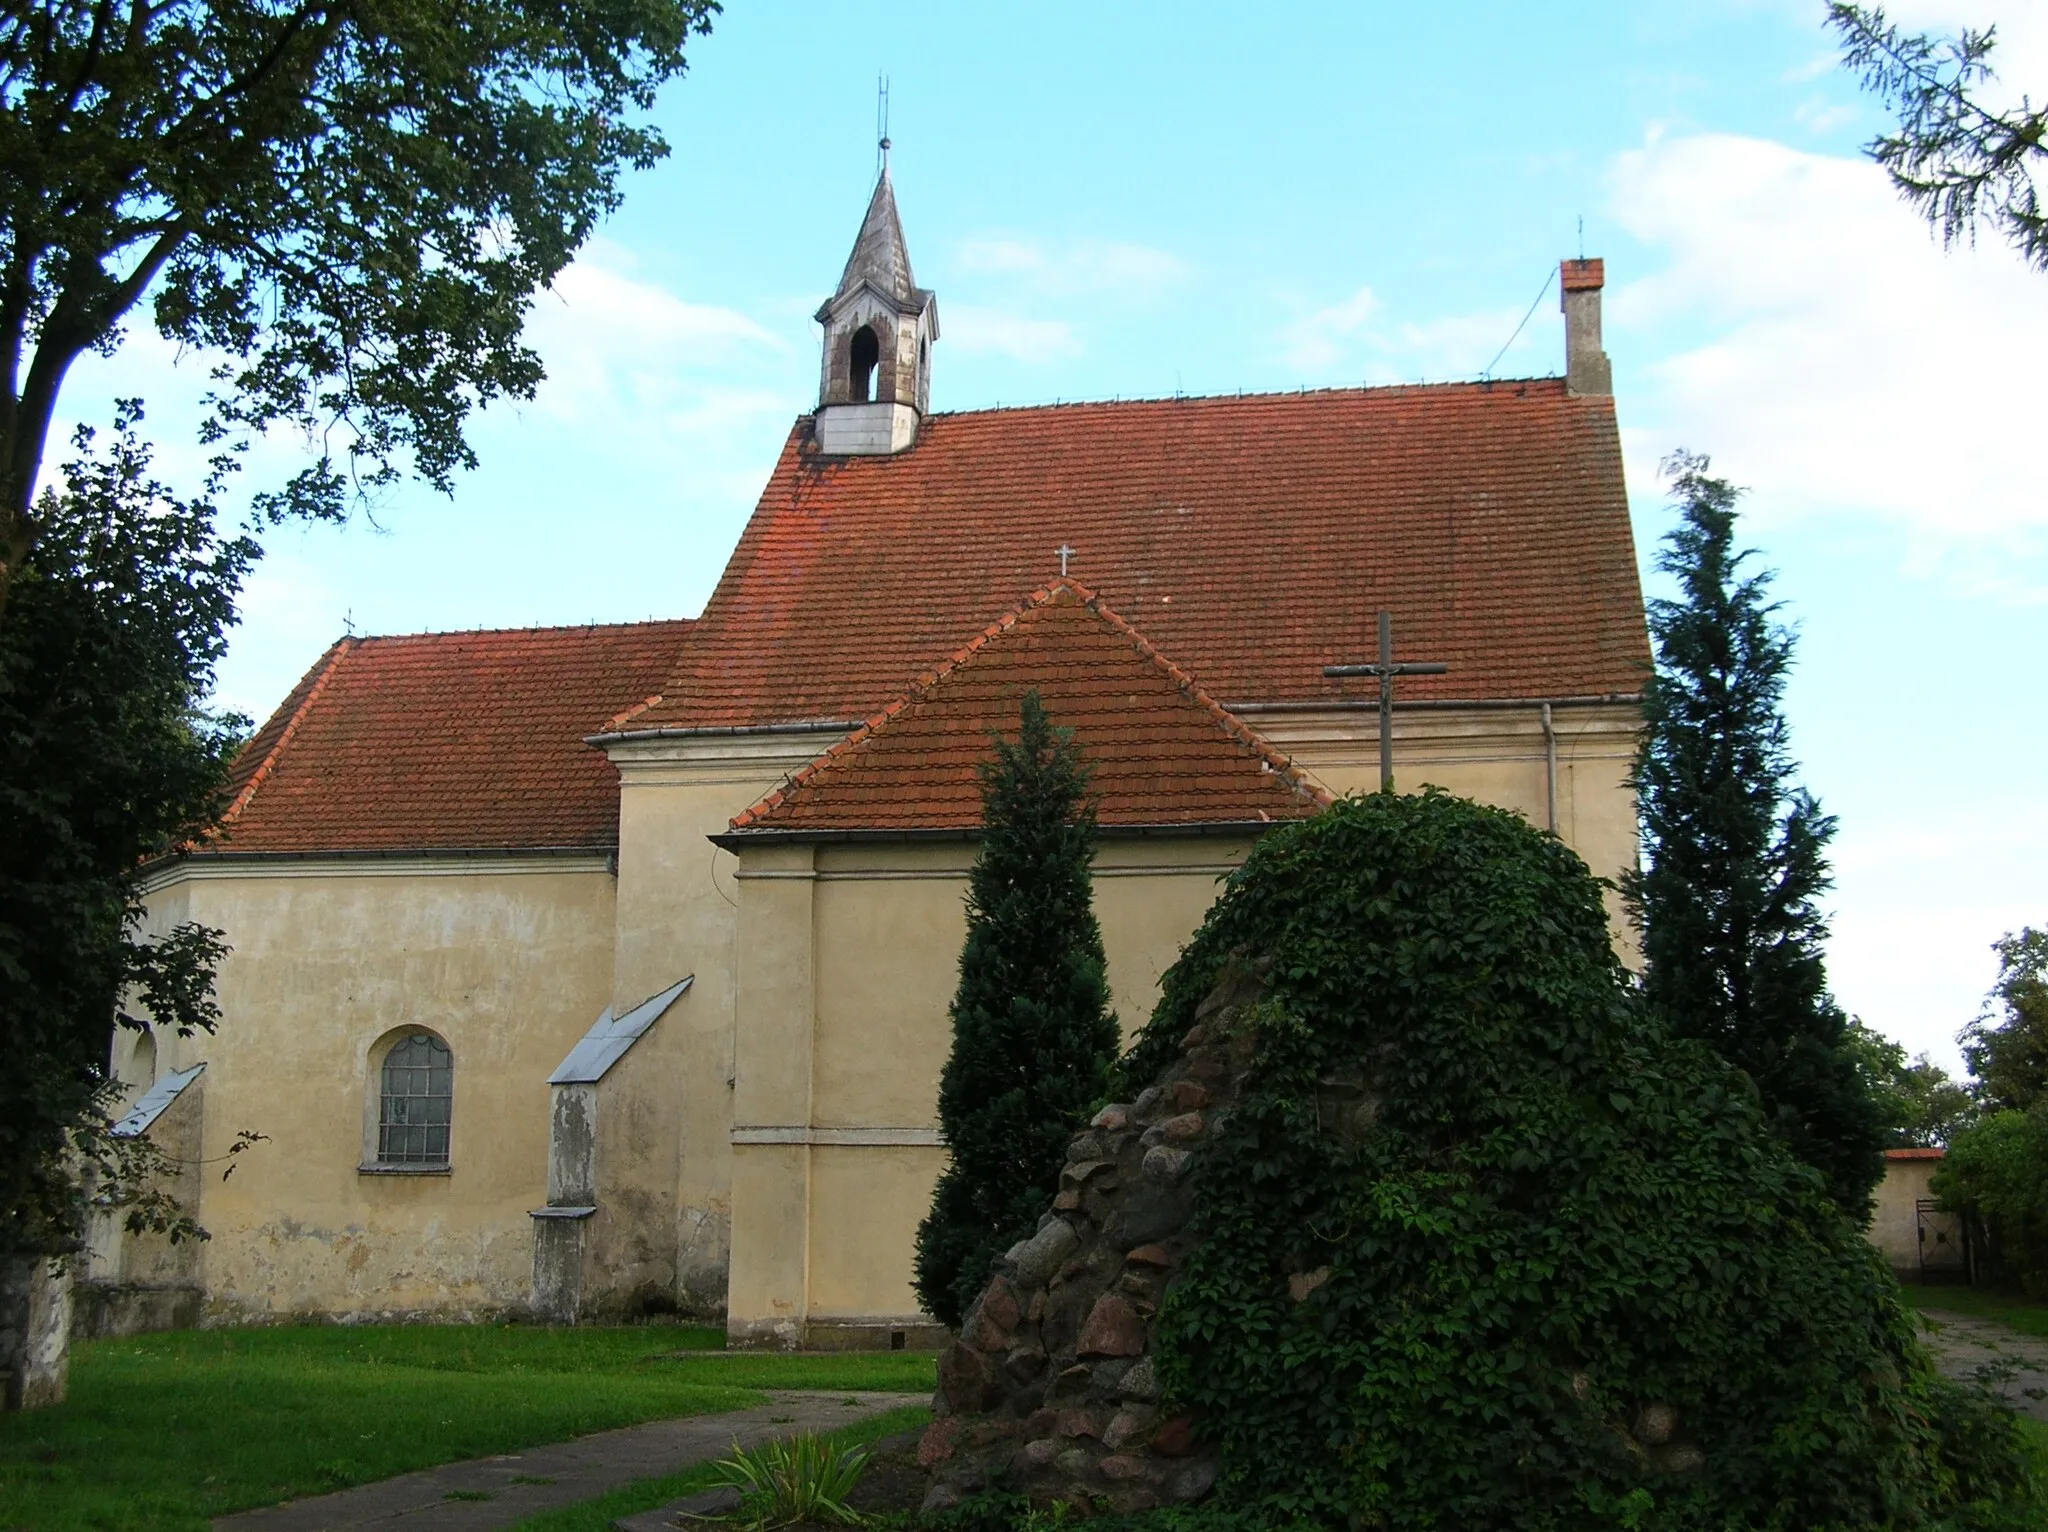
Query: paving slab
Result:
<box><xmin>1917</xmin><ymin>1308</ymin><xmax>2048</xmax><ymax>1423</ymax></box>
<box><xmin>212</xmin><ymin>1390</ymin><xmax>917</xmax><ymax>1532</ymax></box>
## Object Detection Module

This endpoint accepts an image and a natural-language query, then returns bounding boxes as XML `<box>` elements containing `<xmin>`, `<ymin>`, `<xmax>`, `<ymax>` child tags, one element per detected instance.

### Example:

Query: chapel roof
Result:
<box><xmin>610</xmin><ymin>379</ymin><xmax>1647</xmax><ymax>737</ymax></box>
<box><xmin>203</xmin><ymin>619</ymin><xmax>693</xmax><ymax>856</ymax></box>
<box><xmin>720</xmin><ymin>581</ymin><xmax>1330</xmax><ymax>840</ymax></box>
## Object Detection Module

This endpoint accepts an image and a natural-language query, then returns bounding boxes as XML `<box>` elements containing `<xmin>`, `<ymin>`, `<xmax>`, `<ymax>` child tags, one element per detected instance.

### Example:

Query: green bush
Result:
<box><xmin>1936</xmin><ymin>1106</ymin><xmax>2048</xmax><ymax>1298</ymax></box>
<box><xmin>1113</xmin><ymin>790</ymin><xmax>2038</xmax><ymax>1531</ymax></box>
<box><xmin>914</xmin><ymin>691</ymin><xmax>1121</xmax><ymax>1329</ymax></box>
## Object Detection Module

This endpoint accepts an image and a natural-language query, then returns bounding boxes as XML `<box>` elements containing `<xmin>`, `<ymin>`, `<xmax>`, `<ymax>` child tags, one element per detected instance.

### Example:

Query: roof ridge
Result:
<box><xmin>212</xmin><ymin>636</ymin><xmax>357</xmax><ymax>837</ymax></box>
<box><xmin>340</xmin><ymin>615</ymin><xmax>695</xmax><ymax>646</ymax></box>
<box><xmin>725</xmin><ymin>579</ymin><xmax>1328</xmax><ymax>835</ymax></box>
<box><xmin>898</xmin><ymin>374</ymin><xmax>1572</xmax><ymax>423</ymax></box>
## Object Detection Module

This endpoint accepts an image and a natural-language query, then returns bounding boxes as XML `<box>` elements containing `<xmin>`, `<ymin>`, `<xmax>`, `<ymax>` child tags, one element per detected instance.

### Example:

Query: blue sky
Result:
<box><xmin>58</xmin><ymin>0</ymin><xmax>2047</xmax><ymax>1070</ymax></box>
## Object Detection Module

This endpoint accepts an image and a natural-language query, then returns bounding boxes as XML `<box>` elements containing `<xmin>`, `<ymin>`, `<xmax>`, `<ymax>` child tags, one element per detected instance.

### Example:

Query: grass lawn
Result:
<box><xmin>0</xmin><ymin>1324</ymin><xmax>935</xmax><ymax>1532</ymax></box>
<box><xmin>1900</xmin><ymin>1283</ymin><xmax>2048</xmax><ymax>1338</ymax></box>
<box><xmin>506</xmin><ymin>1403</ymin><xmax>932</xmax><ymax>1532</ymax></box>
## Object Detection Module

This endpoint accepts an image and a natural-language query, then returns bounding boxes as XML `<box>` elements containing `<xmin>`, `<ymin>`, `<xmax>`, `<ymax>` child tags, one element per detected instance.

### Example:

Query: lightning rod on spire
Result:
<box><xmin>876</xmin><ymin>74</ymin><xmax>891</xmax><ymax>176</ymax></box>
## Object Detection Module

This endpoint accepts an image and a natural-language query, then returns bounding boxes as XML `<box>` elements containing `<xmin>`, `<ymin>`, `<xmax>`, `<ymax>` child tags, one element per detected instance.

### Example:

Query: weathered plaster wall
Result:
<box><xmin>1869</xmin><ymin>1154</ymin><xmax>1944</xmax><ymax>1274</ymax></box>
<box><xmin>606</xmin><ymin>731</ymin><xmax>837</xmax><ymax>1314</ymax></box>
<box><xmin>1258</xmin><ymin>702</ymin><xmax>1641</xmax><ymax>961</ymax></box>
<box><xmin>136</xmin><ymin>858</ymin><xmax>617</xmax><ymax>1321</ymax></box>
<box><xmin>724</xmin><ymin>835</ymin><xmax>1261</xmax><ymax>1345</ymax></box>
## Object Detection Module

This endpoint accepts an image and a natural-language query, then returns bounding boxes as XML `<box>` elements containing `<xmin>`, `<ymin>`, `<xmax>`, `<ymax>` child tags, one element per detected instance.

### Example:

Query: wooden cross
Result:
<box><xmin>1322</xmin><ymin>611</ymin><xmax>1449</xmax><ymax>793</ymax></box>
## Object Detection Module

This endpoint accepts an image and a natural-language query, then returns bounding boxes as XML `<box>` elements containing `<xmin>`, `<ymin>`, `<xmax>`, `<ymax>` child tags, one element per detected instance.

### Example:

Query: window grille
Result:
<box><xmin>379</xmin><ymin>1033</ymin><xmax>452</xmax><ymax>1166</ymax></box>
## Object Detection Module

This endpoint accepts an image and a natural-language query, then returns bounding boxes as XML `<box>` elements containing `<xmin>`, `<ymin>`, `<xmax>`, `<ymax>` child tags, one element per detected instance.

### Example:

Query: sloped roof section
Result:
<box><xmin>618</xmin><ymin>381</ymin><xmax>1648</xmax><ymax>736</ymax></box>
<box><xmin>205</xmin><ymin>620</ymin><xmax>693</xmax><ymax>855</ymax></box>
<box><xmin>549</xmin><ymin>977</ymin><xmax>693</xmax><ymax>1085</ymax></box>
<box><xmin>820</xmin><ymin>168</ymin><xmax>930</xmax><ymax>319</ymax></box>
<box><xmin>722</xmin><ymin>582</ymin><xmax>1329</xmax><ymax>838</ymax></box>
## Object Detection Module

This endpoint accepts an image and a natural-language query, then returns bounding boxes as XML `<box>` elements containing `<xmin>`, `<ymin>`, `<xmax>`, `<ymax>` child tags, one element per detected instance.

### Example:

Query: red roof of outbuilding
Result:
<box><xmin>206</xmin><ymin>620</ymin><xmax>693</xmax><ymax>855</ymax></box>
<box><xmin>613</xmin><ymin>381</ymin><xmax>1646</xmax><ymax>735</ymax></box>
<box><xmin>723</xmin><ymin>582</ymin><xmax>1329</xmax><ymax>838</ymax></box>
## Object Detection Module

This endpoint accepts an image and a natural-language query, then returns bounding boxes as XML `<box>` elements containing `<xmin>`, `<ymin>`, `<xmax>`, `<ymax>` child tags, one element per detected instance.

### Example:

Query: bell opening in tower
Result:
<box><xmin>850</xmin><ymin>325</ymin><xmax>880</xmax><ymax>403</ymax></box>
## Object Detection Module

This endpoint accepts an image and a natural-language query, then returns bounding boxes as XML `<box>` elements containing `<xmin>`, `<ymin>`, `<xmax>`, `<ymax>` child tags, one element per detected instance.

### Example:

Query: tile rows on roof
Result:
<box><xmin>727</xmin><ymin>582</ymin><xmax>1329</xmax><ymax>836</ymax></box>
<box><xmin>626</xmin><ymin>381</ymin><xmax>1649</xmax><ymax>734</ymax></box>
<box><xmin>207</xmin><ymin>620</ymin><xmax>695</xmax><ymax>855</ymax></box>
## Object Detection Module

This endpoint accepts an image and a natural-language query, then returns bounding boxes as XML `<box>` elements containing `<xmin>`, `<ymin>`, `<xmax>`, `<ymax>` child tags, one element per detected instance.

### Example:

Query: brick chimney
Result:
<box><xmin>1560</xmin><ymin>258</ymin><xmax>1612</xmax><ymax>397</ymax></box>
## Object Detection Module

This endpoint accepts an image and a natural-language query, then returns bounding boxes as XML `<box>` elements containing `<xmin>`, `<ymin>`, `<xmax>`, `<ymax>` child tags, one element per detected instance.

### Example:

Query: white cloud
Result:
<box><xmin>1790</xmin><ymin>96</ymin><xmax>1857</xmax><ymax>133</ymax></box>
<box><xmin>1273</xmin><ymin>279</ymin><xmax>1564</xmax><ymax>384</ymax></box>
<box><xmin>1278</xmin><ymin>287</ymin><xmax>1379</xmax><ymax>373</ymax></box>
<box><xmin>1608</xmin><ymin>130</ymin><xmax>2048</xmax><ymax>594</ymax></box>
<box><xmin>941</xmin><ymin>304</ymin><xmax>1083</xmax><ymax>362</ymax></box>
<box><xmin>952</xmin><ymin>237</ymin><xmax>1189</xmax><ymax>301</ymax></box>
<box><xmin>1826</xmin><ymin>791</ymin><xmax>2048</xmax><ymax>1070</ymax></box>
<box><xmin>523</xmin><ymin>240</ymin><xmax>788</xmax><ymax>427</ymax></box>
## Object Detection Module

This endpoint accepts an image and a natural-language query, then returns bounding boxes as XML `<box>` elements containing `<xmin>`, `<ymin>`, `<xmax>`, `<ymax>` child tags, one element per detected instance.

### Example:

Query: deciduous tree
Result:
<box><xmin>1626</xmin><ymin>454</ymin><xmax>1887</xmax><ymax>1219</ymax></box>
<box><xmin>914</xmin><ymin>692</ymin><xmax>1120</xmax><ymax>1329</ymax></box>
<box><xmin>1844</xmin><ymin>1019</ymin><xmax>1976</xmax><ymax>1148</ymax></box>
<box><xmin>0</xmin><ymin>409</ymin><xmax>252</xmax><ymax>1407</ymax></box>
<box><xmin>1962</xmin><ymin>927</ymin><xmax>2048</xmax><ymax>1113</ymax></box>
<box><xmin>0</xmin><ymin>0</ymin><xmax>719</xmax><ymax>610</ymax></box>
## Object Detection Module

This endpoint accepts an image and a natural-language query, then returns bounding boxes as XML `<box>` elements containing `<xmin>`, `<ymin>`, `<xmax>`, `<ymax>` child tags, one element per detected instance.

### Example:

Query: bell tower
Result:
<box><xmin>814</xmin><ymin>144</ymin><xmax>938</xmax><ymax>455</ymax></box>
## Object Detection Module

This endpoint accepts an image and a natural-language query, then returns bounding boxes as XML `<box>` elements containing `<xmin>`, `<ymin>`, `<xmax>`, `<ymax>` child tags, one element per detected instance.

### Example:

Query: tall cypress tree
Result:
<box><xmin>914</xmin><ymin>691</ymin><xmax>1119</xmax><ymax>1328</ymax></box>
<box><xmin>1626</xmin><ymin>454</ymin><xmax>1886</xmax><ymax>1219</ymax></box>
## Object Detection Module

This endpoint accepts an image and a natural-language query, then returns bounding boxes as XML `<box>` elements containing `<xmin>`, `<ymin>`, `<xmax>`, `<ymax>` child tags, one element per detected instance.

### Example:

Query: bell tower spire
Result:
<box><xmin>814</xmin><ymin>129</ymin><xmax>938</xmax><ymax>456</ymax></box>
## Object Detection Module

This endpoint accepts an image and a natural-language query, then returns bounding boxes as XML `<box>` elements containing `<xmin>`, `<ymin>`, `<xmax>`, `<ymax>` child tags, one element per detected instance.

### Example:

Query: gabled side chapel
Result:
<box><xmin>95</xmin><ymin>167</ymin><xmax>1650</xmax><ymax>1347</ymax></box>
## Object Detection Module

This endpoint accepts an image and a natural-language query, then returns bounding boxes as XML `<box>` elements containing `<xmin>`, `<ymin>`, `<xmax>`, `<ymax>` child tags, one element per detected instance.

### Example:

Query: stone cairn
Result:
<box><xmin>916</xmin><ymin>956</ymin><xmax>1707</xmax><ymax>1514</ymax></box>
<box><xmin>916</xmin><ymin>962</ymin><xmax>1269</xmax><ymax>1515</ymax></box>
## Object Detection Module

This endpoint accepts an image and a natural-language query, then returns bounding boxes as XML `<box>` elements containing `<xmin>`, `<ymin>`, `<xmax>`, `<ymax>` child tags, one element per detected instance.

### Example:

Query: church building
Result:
<box><xmin>94</xmin><ymin>166</ymin><xmax>1650</xmax><ymax>1346</ymax></box>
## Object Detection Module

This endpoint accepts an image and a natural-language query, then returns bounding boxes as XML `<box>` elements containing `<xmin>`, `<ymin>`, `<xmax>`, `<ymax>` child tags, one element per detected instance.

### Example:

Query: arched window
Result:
<box><xmin>378</xmin><ymin>1032</ymin><xmax>452</xmax><ymax>1166</ymax></box>
<box><xmin>850</xmin><ymin>325</ymin><xmax>880</xmax><ymax>402</ymax></box>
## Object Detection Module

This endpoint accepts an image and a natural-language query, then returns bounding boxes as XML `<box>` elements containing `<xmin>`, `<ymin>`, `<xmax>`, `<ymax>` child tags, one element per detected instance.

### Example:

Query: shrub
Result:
<box><xmin>914</xmin><ymin>691</ymin><xmax>1120</xmax><ymax>1329</ymax></box>
<box><xmin>1113</xmin><ymin>790</ymin><xmax>2037</xmax><ymax>1531</ymax></box>
<box><xmin>1936</xmin><ymin>1106</ymin><xmax>2048</xmax><ymax>1297</ymax></box>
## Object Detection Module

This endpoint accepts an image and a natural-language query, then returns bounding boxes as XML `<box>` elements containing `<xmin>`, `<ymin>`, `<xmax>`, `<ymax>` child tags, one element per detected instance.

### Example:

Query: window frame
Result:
<box><xmin>359</xmin><ymin>1028</ymin><xmax>455</xmax><ymax>1176</ymax></box>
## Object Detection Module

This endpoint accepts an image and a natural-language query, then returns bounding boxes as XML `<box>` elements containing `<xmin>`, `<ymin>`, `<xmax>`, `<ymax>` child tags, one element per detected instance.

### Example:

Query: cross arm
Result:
<box><xmin>1321</xmin><ymin>662</ymin><xmax>1450</xmax><ymax>679</ymax></box>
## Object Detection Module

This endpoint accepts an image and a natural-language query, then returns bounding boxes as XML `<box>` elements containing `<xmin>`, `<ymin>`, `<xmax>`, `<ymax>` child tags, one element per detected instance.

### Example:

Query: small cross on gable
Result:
<box><xmin>1055</xmin><ymin>543</ymin><xmax>1076</xmax><ymax>577</ymax></box>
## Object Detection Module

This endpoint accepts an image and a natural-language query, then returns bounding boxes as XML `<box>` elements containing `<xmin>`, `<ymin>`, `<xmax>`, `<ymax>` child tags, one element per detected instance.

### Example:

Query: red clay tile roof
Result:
<box><xmin>614</xmin><ymin>380</ymin><xmax>1647</xmax><ymax>735</ymax></box>
<box><xmin>203</xmin><ymin>620</ymin><xmax>694</xmax><ymax>855</ymax></box>
<box><xmin>722</xmin><ymin>582</ymin><xmax>1330</xmax><ymax>838</ymax></box>
<box><xmin>1884</xmin><ymin>1147</ymin><xmax>1946</xmax><ymax>1161</ymax></box>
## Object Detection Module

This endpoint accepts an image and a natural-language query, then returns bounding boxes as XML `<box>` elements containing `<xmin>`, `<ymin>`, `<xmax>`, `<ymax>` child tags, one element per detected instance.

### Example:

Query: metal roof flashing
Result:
<box><xmin>547</xmin><ymin>976</ymin><xmax>692</xmax><ymax>1085</ymax></box>
<box><xmin>111</xmin><ymin>1062</ymin><xmax>206</xmax><ymax>1138</ymax></box>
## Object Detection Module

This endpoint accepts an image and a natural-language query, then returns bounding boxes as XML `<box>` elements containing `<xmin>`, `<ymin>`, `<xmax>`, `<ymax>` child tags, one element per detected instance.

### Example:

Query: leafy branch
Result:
<box><xmin>1830</xmin><ymin>3</ymin><xmax>2047</xmax><ymax>270</ymax></box>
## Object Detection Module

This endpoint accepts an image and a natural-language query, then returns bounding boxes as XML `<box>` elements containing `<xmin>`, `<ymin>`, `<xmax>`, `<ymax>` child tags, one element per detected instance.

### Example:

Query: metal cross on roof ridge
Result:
<box><xmin>1322</xmin><ymin>610</ymin><xmax>1449</xmax><ymax>793</ymax></box>
<box><xmin>1055</xmin><ymin>543</ymin><xmax>1076</xmax><ymax>576</ymax></box>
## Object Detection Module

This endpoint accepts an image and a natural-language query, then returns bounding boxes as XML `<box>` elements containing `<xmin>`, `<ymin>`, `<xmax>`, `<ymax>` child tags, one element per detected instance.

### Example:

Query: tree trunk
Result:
<box><xmin>0</xmin><ymin>1253</ymin><xmax>73</xmax><ymax>1411</ymax></box>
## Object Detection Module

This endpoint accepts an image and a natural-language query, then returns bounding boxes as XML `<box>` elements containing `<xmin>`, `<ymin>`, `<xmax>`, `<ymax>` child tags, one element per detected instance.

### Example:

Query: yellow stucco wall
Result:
<box><xmin>718</xmin><ymin>705</ymin><xmax>1640</xmax><ymax>1343</ymax></box>
<box><xmin>1869</xmin><ymin>1154</ymin><xmax>1945</xmax><ymax>1273</ymax></box>
<box><xmin>135</xmin><ymin>856</ymin><xmax>618</xmax><ymax>1321</ymax></box>
<box><xmin>126</xmin><ymin>698</ymin><xmax>1637</xmax><ymax>1331</ymax></box>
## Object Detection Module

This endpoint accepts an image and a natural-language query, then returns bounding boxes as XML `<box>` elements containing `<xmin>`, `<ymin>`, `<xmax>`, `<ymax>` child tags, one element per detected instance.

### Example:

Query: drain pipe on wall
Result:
<box><xmin>1541</xmin><ymin>702</ymin><xmax>1558</xmax><ymax>834</ymax></box>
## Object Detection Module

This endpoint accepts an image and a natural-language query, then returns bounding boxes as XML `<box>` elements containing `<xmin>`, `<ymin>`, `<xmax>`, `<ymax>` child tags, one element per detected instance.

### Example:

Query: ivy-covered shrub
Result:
<box><xmin>1115</xmin><ymin>790</ymin><xmax>2037</xmax><ymax>1531</ymax></box>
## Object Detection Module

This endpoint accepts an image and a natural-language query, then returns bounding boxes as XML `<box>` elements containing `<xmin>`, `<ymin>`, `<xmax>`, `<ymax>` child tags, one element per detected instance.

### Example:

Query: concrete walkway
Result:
<box><xmin>212</xmin><ymin>1390</ymin><xmax>918</xmax><ymax>1532</ymax></box>
<box><xmin>1917</xmin><ymin>1308</ymin><xmax>2048</xmax><ymax>1424</ymax></box>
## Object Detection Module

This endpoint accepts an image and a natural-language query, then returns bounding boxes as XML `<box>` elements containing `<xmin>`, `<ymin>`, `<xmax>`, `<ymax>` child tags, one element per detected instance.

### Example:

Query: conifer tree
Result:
<box><xmin>914</xmin><ymin>691</ymin><xmax>1119</xmax><ymax>1329</ymax></box>
<box><xmin>1626</xmin><ymin>454</ymin><xmax>1886</xmax><ymax>1219</ymax></box>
